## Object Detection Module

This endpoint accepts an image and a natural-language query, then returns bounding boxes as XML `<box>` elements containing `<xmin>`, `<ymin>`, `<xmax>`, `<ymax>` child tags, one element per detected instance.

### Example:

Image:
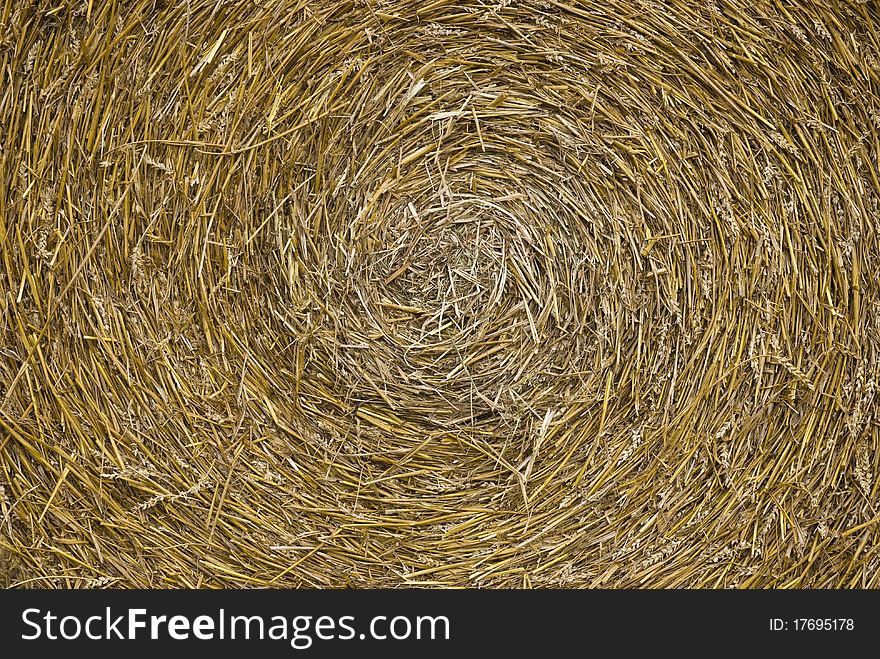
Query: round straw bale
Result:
<box><xmin>0</xmin><ymin>0</ymin><xmax>878</xmax><ymax>587</ymax></box>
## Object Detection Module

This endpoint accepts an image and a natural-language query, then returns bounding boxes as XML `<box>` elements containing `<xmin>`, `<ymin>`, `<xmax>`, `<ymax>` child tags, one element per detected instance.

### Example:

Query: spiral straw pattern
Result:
<box><xmin>1</xmin><ymin>0</ymin><xmax>879</xmax><ymax>587</ymax></box>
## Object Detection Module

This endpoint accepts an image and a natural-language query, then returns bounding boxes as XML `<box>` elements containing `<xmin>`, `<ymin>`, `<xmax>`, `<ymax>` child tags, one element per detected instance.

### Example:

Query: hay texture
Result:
<box><xmin>1</xmin><ymin>0</ymin><xmax>879</xmax><ymax>588</ymax></box>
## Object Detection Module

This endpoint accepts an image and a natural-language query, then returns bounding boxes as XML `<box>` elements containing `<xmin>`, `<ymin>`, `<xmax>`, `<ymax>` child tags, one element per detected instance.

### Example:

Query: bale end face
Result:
<box><xmin>0</xmin><ymin>0</ymin><xmax>878</xmax><ymax>588</ymax></box>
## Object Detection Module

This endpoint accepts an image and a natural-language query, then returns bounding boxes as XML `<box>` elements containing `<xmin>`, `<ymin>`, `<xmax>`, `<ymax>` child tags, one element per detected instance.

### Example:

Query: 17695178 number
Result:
<box><xmin>770</xmin><ymin>618</ymin><xmax>854</xmax><ymax>631</ymax></box>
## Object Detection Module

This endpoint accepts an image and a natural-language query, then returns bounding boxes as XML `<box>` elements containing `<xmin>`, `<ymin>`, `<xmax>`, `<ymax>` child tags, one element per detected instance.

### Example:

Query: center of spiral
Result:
<box><xmin>374</xmin><ymin>197</ymin><xmax>512</xmax><ymax>344</ymax></box>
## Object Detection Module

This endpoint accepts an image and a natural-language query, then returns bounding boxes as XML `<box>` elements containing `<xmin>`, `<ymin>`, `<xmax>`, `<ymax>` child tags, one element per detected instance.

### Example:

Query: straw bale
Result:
<box><xmin>0</xmin><ymin>0</ymin><xmax>878</xmax><ymax>587</ymax></box>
